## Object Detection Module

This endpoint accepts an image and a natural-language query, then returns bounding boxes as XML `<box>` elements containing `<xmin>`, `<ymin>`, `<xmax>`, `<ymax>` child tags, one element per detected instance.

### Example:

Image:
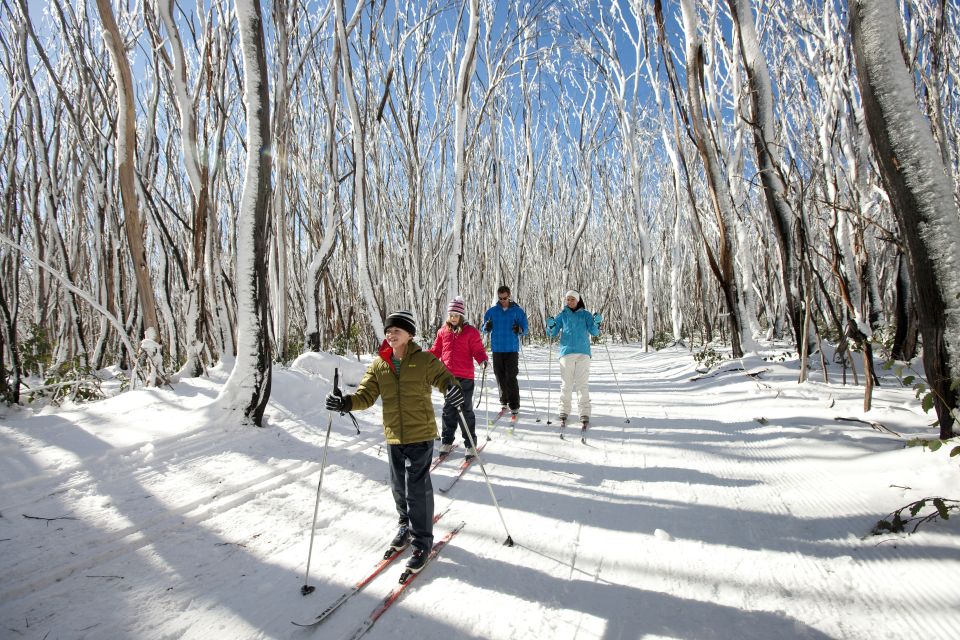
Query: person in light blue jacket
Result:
<box><xmin>546</xmin><ymin>290</ymin><xmax>601</xmax><ymax>426</ymax></box>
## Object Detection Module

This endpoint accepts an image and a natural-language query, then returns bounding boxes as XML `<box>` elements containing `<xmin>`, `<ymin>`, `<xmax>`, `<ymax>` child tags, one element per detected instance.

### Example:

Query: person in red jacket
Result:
<box><xmin>430</xmin><ymin>296</ymin><xmax>488</xmax><ymax>458</ymax></box>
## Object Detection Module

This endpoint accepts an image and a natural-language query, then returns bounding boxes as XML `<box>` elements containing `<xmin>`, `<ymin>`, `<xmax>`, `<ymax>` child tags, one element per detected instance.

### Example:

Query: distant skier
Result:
<box><xmin>430</xmin><ymin>296</ymin><xmax>488</xmax><ymax>459</ymax></box>
<box><xmin>482</xmin><ymin>285</ymin><xmax>528</xmax><ymax>419</ymax></box>
<box><xmin>325</xmin><ymin>310</ymin><xmax>461</xmax><ymax>576</ymax></box>
<box><xmin>546</xmin><ymin>290</ymin><xmax>602</xmax><ymax>428</ymax></box>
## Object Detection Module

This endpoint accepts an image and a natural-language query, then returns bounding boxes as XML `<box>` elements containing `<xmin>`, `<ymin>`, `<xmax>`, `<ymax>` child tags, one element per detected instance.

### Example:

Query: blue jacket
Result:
<box><xmin>547</xmin><ymin>307</ymin><xmax>600</xmax><ymax>357</ymax></box>
<box><xmin>482</xmin><ymin>302</ymin><xmax>528</xmax><ymax>353</ymax></box>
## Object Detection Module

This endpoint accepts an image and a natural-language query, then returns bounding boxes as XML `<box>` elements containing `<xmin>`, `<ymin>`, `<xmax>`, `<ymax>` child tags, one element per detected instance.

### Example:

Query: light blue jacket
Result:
<box><xmin>547</xmin><ymin>307</ymin><xmax>600</xmax><ymax>357</ymax></box>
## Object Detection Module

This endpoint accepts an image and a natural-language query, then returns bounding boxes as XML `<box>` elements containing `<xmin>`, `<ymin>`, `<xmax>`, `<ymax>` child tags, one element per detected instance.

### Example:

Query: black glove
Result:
<box><xmin>325</xmin><ymin>392</ymin><xmax>351</xmax><ymax>413</ymax></box>
<box><xmin>483</xmin><ymin>320</ymin><xmax>492</xmax><ymax>332</ymax></box>
<box><xmin>512</xmin><ymin>323</ymin><xmax>522</xmax><ymax>335</ymax></box>
<box><xmin>445</xmin><ymin>384</ymin><xmax>464</xmax><ymax>409</ymax></box>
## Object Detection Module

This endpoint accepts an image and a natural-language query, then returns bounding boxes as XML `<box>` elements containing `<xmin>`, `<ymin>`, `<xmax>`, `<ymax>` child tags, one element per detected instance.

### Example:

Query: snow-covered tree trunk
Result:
<box><xmin>679</xmin><ymin>0</ymin><xmax>744</xmax><ymax>358</ymax></box>
<box><xmin>218</xmin><ymin>0</ymin><xmax>273</xmax><ymax>427</ymax></box>
<box><xmin>95</xmin><ymin>0</ymin><xmax>162</xmax><ymax>369</ymax></box>
<box><xmin>851</xmin><ymin>0</ymin><xmax>960</xmax><ymax>438</ymax></box>
<box><xmin>334</xmin><ymin>0</ymin><xmax>382</xmax><ymax>337</ymax></box>
<box><xmin>305</xmin><ymin>16</ymin><xmax>340</xmax><ymax>353</ymax></box>
<box><xmin>158</xmin><ymin>0</ymin><xmax>208</xmax><ymax>378</ymax></box>
<box><xmin>446</xmin><ymin>0</ymin><xmax>479</xmax><ymax>299</ymax></box>
<box><xmin>727</xmin><ymin>0</ymin><xmax>803</xmax><ymax>350</ymax></box>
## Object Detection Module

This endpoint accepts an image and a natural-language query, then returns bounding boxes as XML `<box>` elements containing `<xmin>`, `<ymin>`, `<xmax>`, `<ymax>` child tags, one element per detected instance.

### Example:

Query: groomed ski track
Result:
<box><xmin>0</xmin><ymin>346</ymin><xmax>957</xmax><ymax>639</ymax></box>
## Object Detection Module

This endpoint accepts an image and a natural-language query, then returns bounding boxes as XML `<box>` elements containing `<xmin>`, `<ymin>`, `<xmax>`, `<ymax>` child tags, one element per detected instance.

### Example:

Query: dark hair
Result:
<box><xmin>573</xmin><ymin>296</ymin><xmax>585</xmax><ymax>311</ymax></box>
<box><xmin>497</xmin><ymin>285</ymin><xmax>511</xmax><ymax>296</ymax></box>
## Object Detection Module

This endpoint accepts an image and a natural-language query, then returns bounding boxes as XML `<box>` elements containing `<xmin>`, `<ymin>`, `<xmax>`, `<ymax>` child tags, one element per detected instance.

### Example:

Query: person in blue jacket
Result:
<box><xmin>482</xmin><ymin>285</ymin><xmax>528</xmax><ymax>418</ymax></box>
<box><xmin>546</xmin><ymin>290</ymin><xmax>601</xmax><ymax>427</ymax></box>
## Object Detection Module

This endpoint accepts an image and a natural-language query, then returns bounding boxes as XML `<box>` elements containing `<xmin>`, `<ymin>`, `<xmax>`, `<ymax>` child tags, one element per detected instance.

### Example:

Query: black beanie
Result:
<box><xmin>384</xmin><ymin>310</ymin><xmax>417</xmax><ymax>336</ymax></box>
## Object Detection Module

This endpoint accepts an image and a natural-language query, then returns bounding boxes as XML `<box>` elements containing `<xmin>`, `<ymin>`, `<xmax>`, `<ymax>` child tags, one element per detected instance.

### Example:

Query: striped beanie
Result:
<box><xmin>447</xmin><ymin>296</ymin><xmax>466</xmax><ymax>317</ymax></box>
<box><xmin>384</xmin><ymin>310</ymin><xmax>417</xmax><ymax>336</ymax></box>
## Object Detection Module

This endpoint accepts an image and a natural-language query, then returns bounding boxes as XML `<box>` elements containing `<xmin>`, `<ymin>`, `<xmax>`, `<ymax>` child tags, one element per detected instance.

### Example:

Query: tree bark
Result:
<box><xmin>219</xmin><ymin>0</ymin><xmax>273</xmax><ymax>426</ymax></box>
<box><xmin>851</xmin><ymin>0</ymin><xmax>960</xmax><ymax>438</ymax></box>
<box><xmin>727</xmin><ymin>0</ymin><xmax>804</xmax><ymax>350</ymax></box>
<box><xmin>679</xmin><ymin>0</ymin><xmax>744</xmax><ymax>358</ymax></box>
<box><xmin>95</xmin><ymin>0</ymin><xmax>162</xmax><ymax>360</ymax></box>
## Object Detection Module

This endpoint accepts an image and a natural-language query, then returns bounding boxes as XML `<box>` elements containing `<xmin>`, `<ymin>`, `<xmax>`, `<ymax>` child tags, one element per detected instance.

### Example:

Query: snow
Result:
<box><xmin>1</xmin><ymin>345</ymin><xmax>958</xmax><ymax>639</ymax></box>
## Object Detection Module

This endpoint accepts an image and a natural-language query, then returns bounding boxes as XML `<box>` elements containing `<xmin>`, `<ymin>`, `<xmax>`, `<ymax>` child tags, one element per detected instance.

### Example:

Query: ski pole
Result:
<box><xmin>602</xmin><ymin>341</ymin><xmax>630</xmax><ymax>423</ymax></box>
<box><xmin>546</xmin><ymin>332</ymin><xmax>554</xmax><ymax>425</ymax></box>
<box><xmin>301</xmin><ymin>367</ymin><xmax>340</xmax><ymax>595</ymax></box>
<box><xmin>457</xmin><ymin>408</ymin><xmax>515</xmax><ymax>546</ymax></box>
<box><xmin>518</xmin><ymin>340</ymin><xmax>541</xmax><ymax>422</ymax></box>
<box><xmin>475</xmin><ymin>361</ymin><xmax>487</xmax><ymax>409</ymax></box>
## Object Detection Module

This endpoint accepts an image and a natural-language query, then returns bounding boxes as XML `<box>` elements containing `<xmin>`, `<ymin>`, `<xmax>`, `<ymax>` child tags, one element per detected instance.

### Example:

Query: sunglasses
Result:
<box><xmin>498</xmin><ymin>295</ymin><xmax>510</xmax><ymax>300</ymax></box>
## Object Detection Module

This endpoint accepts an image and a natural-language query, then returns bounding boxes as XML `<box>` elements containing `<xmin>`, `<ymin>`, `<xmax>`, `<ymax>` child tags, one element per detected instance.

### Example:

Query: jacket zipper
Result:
<box><xmin>393</xmin><ymin>362</ymin><xmax>404</xmax><ymax>444</ymax></box>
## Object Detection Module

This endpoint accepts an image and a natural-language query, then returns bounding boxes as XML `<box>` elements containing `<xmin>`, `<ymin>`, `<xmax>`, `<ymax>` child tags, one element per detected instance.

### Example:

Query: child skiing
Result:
<box><xmin>430</xmin><ymin>296</ymin><xmax>488</xmax><ymax>459</ymax></box>
<box><xmin>325</xmin><ymin>310</ymin><xmax>462</xmax><ymax>576</ymax></box>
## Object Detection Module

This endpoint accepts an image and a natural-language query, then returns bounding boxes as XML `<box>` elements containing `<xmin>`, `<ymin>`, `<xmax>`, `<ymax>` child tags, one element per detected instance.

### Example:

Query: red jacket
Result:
<box><xmin>430</xmin><ymin>322</ymin><xmax>488</xmax><ymax>379</ymax></box>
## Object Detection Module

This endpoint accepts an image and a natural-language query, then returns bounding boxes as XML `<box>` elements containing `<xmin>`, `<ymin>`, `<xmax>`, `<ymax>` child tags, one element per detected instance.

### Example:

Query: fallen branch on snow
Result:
<box><xmin>834</xmin><ymin>416</ymin><xmax>901</xmax><ymax>437</ymax></box>
<box><xmin>22</xmin><ymin>514</ymin><xmax>78</xmax><ymax>525</ymax></box>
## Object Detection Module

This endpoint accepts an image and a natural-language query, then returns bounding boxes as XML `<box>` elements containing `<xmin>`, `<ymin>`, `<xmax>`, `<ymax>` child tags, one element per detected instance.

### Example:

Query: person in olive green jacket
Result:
<box><xmin>325</xmin><ymin>310</ymin><xmax>463</xmax><ymax>575</ymax></box>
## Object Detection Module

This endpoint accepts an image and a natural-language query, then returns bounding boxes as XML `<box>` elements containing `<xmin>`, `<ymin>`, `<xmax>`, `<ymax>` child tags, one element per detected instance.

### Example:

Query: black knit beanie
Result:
<box><xmin>384</xmin><ymin>310</ymin><xmax>417</xmax><ymax>336</ymax></box>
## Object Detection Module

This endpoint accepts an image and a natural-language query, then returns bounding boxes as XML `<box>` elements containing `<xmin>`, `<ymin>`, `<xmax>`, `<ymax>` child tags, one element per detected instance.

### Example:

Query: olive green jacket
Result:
<box><xmin>347</xmin><ymin>341</ymin><xmax>457</xmax><ymax>445</ymax></box>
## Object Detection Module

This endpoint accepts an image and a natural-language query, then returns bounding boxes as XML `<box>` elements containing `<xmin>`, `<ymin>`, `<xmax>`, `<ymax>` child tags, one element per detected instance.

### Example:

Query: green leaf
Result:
<box><xmin>928</xmin><ymin>440</ymin><xmax>943</xmax><ymax>452</ymax></box>
<box><xmin>902</xmin><ymin>375</ymin><xmax>915</xmax><ymax>386</ymax></box>
<box><xmin>872</xmin><ymin>520</ymin><xmax>892</xmax><ymax>534</ymax></box>
<box><xmin>882</xmin><ymin>360</ymin><xmax>893</xmax><ymax>370</ymax></box>
<box><xmin>922</xmin><ymin>393</ymin><xmax>935</xmax><ymax>413</ymax></box>
<box><xmin>909</xmin><ymin>500</ymin><xmax>926</xmax><ymax>517</ymax></box>
<box><xmin>934</xmin><ymin>499</ymin><xmax>949</xmax><ymax>520</ymax></box>
<box><xmin>950</xmin><ymin>446</ymin><xmax>960</xmax><ymax>457</ymax></box>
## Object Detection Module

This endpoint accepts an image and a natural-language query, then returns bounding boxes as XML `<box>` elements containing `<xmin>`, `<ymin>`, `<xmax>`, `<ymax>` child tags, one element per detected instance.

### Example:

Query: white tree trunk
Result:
<box><xmin>218</xmin><ymin>0</ymin><xmax>273</xmax><ymax>426</ymax></box>
<box><xmin>446</xmin><ymin>0</ymin><xmax>479</xmax><ymax>299</ymax></box>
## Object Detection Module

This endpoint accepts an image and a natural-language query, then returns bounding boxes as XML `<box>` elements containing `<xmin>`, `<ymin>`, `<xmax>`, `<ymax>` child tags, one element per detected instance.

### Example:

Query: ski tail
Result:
<box><xmin>292</xmin><ymin>508</ymin><xmax>449</xmax><ymax>628</ymax></box>
<box><xmin>342</xmin><ymin>522</ymin><xmax>466</xmax><ymax>640</ymax></box>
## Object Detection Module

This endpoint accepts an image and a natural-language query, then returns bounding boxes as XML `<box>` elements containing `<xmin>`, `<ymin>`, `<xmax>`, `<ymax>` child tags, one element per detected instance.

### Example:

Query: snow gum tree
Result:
<box><xmin>851</xmin><ymin>0</ymin><xmax>960</xmax><ymax>438</ymax></box>
<box><xmin>218</xmin><ymin>0</ymin><xmax>273</xmax><ymax>426</ymax></box>
<box><xmin>679</xmin><ymin>0</ymin><xmax>745</xmax><ymax>358</ymax></box>
<box><xmin>446</xmin><ymin>0</ymin><xmax>479</xmax><ymax>299</ymax></box>
<box><xmin>95</xmin><ymin>0</ymin><xmax>163</xmax><ymax>379</ymax></box>
<box><xmin>726</xmin><ymin>0</ymin><xmax>804</xmax><ymax>351</ymax></box>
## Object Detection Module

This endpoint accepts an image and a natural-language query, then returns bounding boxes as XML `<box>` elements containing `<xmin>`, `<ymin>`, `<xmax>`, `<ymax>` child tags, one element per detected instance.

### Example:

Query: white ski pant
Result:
<box><xmin>558</xmin><ymin>353</ymin><xmax>591</xmax><ymax>419</ymax></box>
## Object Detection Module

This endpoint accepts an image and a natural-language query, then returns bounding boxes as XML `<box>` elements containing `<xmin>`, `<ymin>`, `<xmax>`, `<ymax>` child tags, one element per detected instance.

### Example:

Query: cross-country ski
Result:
<box><xmin>339</xmin><ymin>522</ymin><xmax>466</xmax><ymax>640</ymax></box>
<box><xmin>438</xmin><ymin>441</ymin><xmax>489</xmax><ymax>494</ymax></box>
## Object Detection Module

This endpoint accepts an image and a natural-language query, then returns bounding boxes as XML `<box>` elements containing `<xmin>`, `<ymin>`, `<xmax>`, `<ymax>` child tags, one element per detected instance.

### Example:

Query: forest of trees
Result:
<box><xmin>0</xmin><ymin>0</ymin><xmax>957</xmax><ymax>432</ymax></box>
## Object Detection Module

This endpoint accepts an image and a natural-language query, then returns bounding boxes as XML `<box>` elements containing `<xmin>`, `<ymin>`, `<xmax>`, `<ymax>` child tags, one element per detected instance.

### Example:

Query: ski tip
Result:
<box><xmin>300</xmin><ymin>584</ymin><xmax>315</xmax><ymax>596</ymax></box>
<box><xmin>503</xmin><ymin>536</ymin><xmax>515</xmax><ymax>547</ymax></box>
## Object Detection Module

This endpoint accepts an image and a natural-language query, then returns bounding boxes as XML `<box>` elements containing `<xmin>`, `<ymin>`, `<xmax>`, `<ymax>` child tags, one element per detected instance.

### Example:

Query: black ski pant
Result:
<box><xmin>492</xmin><ymin>351</ymin><xmax>520</xmax><ymax>412</ymax></box>
<box><xmin>441</xmin><ymin>377</ymin><xmax>476</xmax><ymax>446</ymax></box>
<box><xmin>388</xmin><ymin>440</ymin><xmax>434</xmax><ymax>553</ymax></box>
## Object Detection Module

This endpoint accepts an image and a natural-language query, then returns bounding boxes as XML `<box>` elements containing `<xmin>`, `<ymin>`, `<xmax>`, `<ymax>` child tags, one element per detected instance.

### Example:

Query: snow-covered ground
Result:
<box><xmin>1</xmin><ymin>344</ymin><xmax>957</xmax><ymax>639</ymax></box>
